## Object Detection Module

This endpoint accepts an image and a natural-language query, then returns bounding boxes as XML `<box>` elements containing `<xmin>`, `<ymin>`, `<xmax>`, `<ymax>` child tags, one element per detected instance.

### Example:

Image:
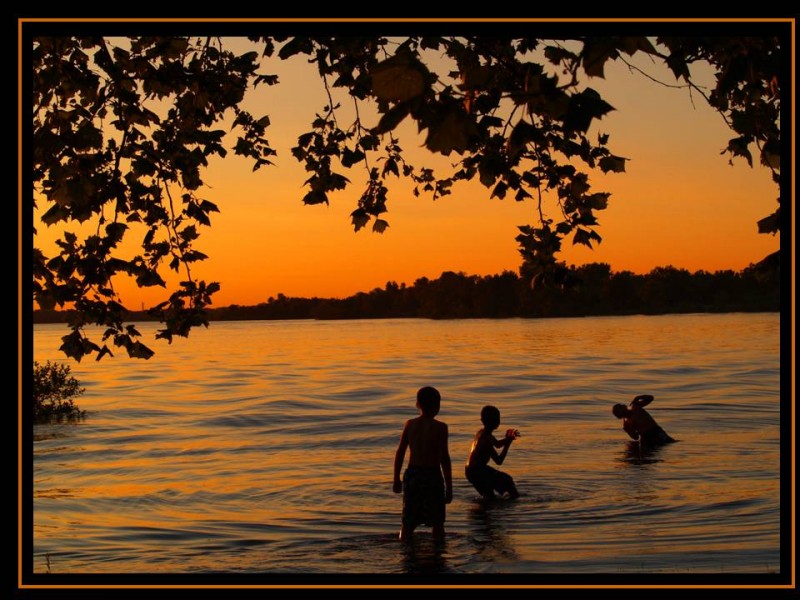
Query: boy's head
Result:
<box><xmin>416</xmin><ymin>386</ymin><xmax>441</xmax><ymax>416</ymax></box>
<box><xmin>480</xmin><ymin>405</ymin><xmax>501</xmax><ymax>430</ymax></box>
<box><xmin>612</xmin><ymin>403</ymin><xmax>629</xmax><ymax>419</ymax></box>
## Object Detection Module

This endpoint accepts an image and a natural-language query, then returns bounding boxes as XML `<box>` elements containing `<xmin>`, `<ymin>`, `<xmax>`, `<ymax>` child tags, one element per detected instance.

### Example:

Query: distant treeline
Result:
<box><xmin>33</xmin><ymin>262</ymin><xmax>780</xmax><ymax>325</ymax></box>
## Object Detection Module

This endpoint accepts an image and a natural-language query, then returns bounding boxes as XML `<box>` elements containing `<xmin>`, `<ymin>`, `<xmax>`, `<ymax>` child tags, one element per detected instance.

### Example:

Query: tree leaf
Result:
<box><xmin>342</xmin><ymin>147</ymin><xmax>366</xmax><ymax>168</ymax></box>
<box><xmin>588</xmin><ymin>193</ymin><xmax>610</xmax><ymax>209</ymax></box>
<box><xmin>424</xmin><ymin>109</ymin><xmax>475</xmax><ymax>156</ymax></box>
<box><xmin>491</xmin><ymin>181</ymin><xmax>508</xmax><ymax>199</ymax></box>
<box><xmin>581</xmin><ymin>39</ymin><xmax>619</xmax><ymax>78</ymax></box>
<box><xmin>374</xmin><ymin>103</ymin><xmax>410</xmax><ymax>134</ymax></box>
<box><xmin>508</xmin><ymin>119</ymin><xmax>538</xmax><ymax>157</ymax></box>
<box><xmin>382</xmin><ymin>158</ymin><xmax>399</xmax><ymax>178</ymax></box>
<box><xmin>620</xmin><ymin>37</ymin><xmax>657</xmax><ymax>56</ymax></box>
<box><xmin>200</xmin><ymin>200</ymin><xmax>220</xmax><ymax>213</ymax></box>
<box><xmin>183</xmin><ymin>250</ymin><xmax>209</xmax><ymax>263</ymax></box>
<box><xmin>95</xmin><ymin>345</ymin><xmax>114</xmax><ymax>361</ymax></box>
<box><xmin>598</xmin><ymin>155</ymin><xmax>627</xmax><ymax>173</ymax></box>
<box><xmin>34</xmin><ymin>291</ymin><xmax>56</xmax><ymax>311</ymax></box>
<box><xmin>136</xmin><ymin>268</ymin><xmax>166</xmax><ymax>287</ymax></box>
<box><xmin>278</xmin><ymin>37</ymin><xmax>313</xmax><ymax>60</ymax></box>
<box><xmin>665</xmin><ymin>53</ymin><xmax>691</xmax><ymax>81</ymax></box>
<box><xmin>303</xmin><ymin>189</ymin><xmax>329</xmax><ymax>205</ymax></box>
<box><xmin>351</xmin><ymin>209</ymin><xmax>370</xmax><ymax>232</ymax></box>
<box><xmin>544</xmin><ymin>45</ymin><xmax>578</xmax><ymax>65</ymax></box>
<box><xmin>165</xmin><ymin>38</ymin><xmax>189</xmax><ymax>59</ymax></box>
<box><xmin>370</xmin><ymin>53</ymin><xmax>428</xmax><ymax>103</ymax></box>
<box><xmin>565</xmin><ymin>88</ymin><xmax>615</xmax><ymax>133</ymax></box>
<box><xmin>105</xmin><ymin>222</ymin><xmax>127</xmax><ymax>243</ymax></box>
<box><xmin>327</xmin><ymin>173</ymin><xmax>350</xmax><ymax>191</ymax></box>
<box><xmin>41</xmin><ymin>204</ymin><xmax>69</xmax><ymax>225</ymax></box>
<box><xmin>359</xmin><ymin>134</ymin><xmax>380</xmax><ymax>151</ymax></box>
<box><xmin>479</xmin><ymin>157</ymin><xmax>501</xmax><ymax>187</ymax></box>
<box><xmin>569</xmin><ymin>176</ymin><xmax>590</xmax><ymax>197</ymax></box>
<box><xmin>573</xmin><ymin>228</ymin><xmax>593</xmax><ymax>247</ymax></box>
<box><xmin>757</xmin><ymin>210</ymin><xmax>780</xmax><ymax>234</ymax></box>
<box><xmin>127</xmin><ymin>341</ymin><xmax>155</xmax><ymax>360</ymax></box>
<box><xmin>179</xmin><ymin>225</ymin><xmax>199</xmax><ymax>242</ymax></box>
<box><xmin>761</xmin><ymin>149</ymin><xmax>779</xmax><ymax>169</ymax></box>
<box><xmin>515</xmin><ymin>188</ymin><xmax>532</xmax><ymax>201</ymax></box>
<box><xmin>459</xmin><ymin>64</ymin><xmax>493</xmax><ymax>89</ymax></box>
<box><xmin>724</xmin><ymin>136</ymin><xmax>753</xmax><ymax>167</ymax></box>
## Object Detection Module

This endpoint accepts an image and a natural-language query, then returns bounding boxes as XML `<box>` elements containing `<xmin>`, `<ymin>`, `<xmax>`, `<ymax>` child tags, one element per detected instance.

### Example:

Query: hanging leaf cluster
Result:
<box><xmin>33</xmin><ymin>36</ymin><xmax>278</xmax><ymax>360</ymax></box>
<box><xmin>31</xmin><ymin>32</ymin><xmax>783</xmax><ymax>360</ymax></box>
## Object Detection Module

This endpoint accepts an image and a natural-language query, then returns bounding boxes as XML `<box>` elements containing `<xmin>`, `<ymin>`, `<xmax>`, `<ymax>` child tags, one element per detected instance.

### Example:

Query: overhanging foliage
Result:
<box><xmin>29</xmin><ymin>28</ymin><xmax>784</xmax><ymax>360</ymax></box>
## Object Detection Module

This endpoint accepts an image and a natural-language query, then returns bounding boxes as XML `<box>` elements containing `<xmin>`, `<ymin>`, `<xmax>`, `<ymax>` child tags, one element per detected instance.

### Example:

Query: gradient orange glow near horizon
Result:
<box><xmin>32</xmin><ymin>38</ymin><xmax>780</xmax><ymax>309</ymax></box>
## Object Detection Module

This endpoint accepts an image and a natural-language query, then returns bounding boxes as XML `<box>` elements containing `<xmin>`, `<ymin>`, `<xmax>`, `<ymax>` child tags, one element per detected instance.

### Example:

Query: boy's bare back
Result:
<box><xmin>404</xmin><ymin>416</ymin><xmax>449</xmax><ymax>468</ymax></box>
<box><xmin>466</xmin><ymin>429</ymin><xmax>496</xmax><ymax>469</ymax></box>
<box><xmin>626</xmin><ymin>405</ymin><xmax>658</xmax><ymax>434</ymax></box>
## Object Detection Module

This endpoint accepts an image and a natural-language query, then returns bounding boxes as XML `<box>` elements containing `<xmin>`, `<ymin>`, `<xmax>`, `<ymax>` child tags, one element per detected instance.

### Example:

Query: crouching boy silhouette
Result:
<box><xmin>465</xmin><ymin>405</ymin><xmax>520</xmax><ymax>500</ymax></box>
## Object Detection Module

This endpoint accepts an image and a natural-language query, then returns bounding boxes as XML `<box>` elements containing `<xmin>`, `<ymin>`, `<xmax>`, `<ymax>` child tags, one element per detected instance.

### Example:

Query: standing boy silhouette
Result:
<box><xmin>393</xmin><ymin>386</ymin><xmax>453</xmax><ymax>541</ymax></box>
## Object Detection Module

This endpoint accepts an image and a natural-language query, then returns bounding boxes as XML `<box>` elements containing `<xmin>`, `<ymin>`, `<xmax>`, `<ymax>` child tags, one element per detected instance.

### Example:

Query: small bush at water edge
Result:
<box><xmin>33</xmin><ymin>361</ymin><xmax>85</xmax><ymax>423</ymax></box>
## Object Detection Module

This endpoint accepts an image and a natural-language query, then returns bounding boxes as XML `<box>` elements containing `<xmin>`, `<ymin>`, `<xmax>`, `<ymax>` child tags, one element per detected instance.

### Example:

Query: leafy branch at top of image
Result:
<box><xmin>31</xmin><ymin>32</ymin><xmax>783</xmax><ymax>360</ymax></box>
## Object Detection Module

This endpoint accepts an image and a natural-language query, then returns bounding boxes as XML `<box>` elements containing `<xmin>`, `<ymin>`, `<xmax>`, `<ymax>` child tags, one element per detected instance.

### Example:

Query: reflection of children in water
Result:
<box><xmin>467</xmin><ymin>503</ymin><xmax>519</xmax><ymax>564</ymax></box>
<box><xmin>400</xmin><ymin>536</ymin><xmax>449</xmax><ymax>574</ymax></box>
<box><xmin>623</xmin><ymin>439</ymin><xmax>668</xmax><ymax>466</ymax></box>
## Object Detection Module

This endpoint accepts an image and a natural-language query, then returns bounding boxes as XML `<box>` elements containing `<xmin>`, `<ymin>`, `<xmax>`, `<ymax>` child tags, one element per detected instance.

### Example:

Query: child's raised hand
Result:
<box><xmin>505</xmin><ymin>428</ymin><xmax>520</xmax><ymax>440</ymax></box>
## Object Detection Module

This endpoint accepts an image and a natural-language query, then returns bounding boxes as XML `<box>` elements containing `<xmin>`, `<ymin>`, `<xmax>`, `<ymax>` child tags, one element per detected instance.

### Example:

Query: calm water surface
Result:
<box><xmin>32</xmin><ymin>313</ymin><xmax>781</xmax><ymax>577</ymax></box>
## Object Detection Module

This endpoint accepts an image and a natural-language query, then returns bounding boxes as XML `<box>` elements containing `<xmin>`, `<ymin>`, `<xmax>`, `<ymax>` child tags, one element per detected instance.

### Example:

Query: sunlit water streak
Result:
<box><xmin>32</xmin><ymin>313</ymin><xmax>781</xmax><ymax>576</ymax></box>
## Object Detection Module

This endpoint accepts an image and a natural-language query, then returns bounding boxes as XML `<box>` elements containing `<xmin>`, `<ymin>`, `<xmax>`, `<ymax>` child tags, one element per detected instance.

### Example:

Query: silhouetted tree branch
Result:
<box><xmin>30</xmin><ymin>29</ymin><xmax>784</xmax><ymax>360</ymax></box>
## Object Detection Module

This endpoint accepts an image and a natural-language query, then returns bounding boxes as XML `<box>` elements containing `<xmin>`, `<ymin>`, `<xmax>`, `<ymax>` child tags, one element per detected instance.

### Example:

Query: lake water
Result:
<box><xmin>31</xmin><ymin>313</ymin><xmax>783</xmax><ymax>581</ymax></box>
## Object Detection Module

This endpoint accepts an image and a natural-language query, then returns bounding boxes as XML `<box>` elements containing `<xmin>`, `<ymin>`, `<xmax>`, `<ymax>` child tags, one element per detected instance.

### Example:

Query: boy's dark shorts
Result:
<box><xmin>465</xmin><ymin>465</ymin><xmax>515</xmax><ymax>499</ymax></box>
<box><xmin>402</xmin><ymin>466</ymin><xmax>445</xmax><ymax>528</ymax></box>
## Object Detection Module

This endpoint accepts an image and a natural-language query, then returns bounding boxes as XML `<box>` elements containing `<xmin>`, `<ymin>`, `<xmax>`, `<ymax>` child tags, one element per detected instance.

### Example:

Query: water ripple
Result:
<box><xmin>32</xmin><ymin>314</ymin><xmax>781</xmax><ymax>575</ymax></box>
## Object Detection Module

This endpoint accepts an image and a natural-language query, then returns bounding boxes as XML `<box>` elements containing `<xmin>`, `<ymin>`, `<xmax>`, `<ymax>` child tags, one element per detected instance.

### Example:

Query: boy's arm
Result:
<box><xmin>632</xmin><ymin>394</ymin><xmax>654</xmax><ymax>408</ymax></box>
<box><xmin>393</xmin><ymin>423</ymin><xmax>409</xmax><ymax>493</ymax></box>
<box><xmin>623</xmin><ymin>419</ymin><xmax>640</xmax><ymax>440</ymax></box>
<box><xmin>441</xmin><ymin>424</ymin><xmax>453</xmax><ymax>504</ymax></box>
<box><xmin>491</xmin><ymin>434</ymin><xmax>513</xmax><ymax>465</ymax></box>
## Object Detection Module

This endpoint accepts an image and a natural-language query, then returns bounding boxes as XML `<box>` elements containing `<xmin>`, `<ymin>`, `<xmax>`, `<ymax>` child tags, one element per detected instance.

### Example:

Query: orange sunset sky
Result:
<box><xmin>32</xmin><ymin>35</ymin><xmax>781</xmax><ymax>309</ymax></box>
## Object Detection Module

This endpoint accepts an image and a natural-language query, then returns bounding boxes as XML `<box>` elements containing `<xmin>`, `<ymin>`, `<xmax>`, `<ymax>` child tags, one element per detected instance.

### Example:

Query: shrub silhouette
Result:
<box><xmin>33</xmin><ymin>361</ymin><xmax>86</xmax><ymax>423</ymax></box>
